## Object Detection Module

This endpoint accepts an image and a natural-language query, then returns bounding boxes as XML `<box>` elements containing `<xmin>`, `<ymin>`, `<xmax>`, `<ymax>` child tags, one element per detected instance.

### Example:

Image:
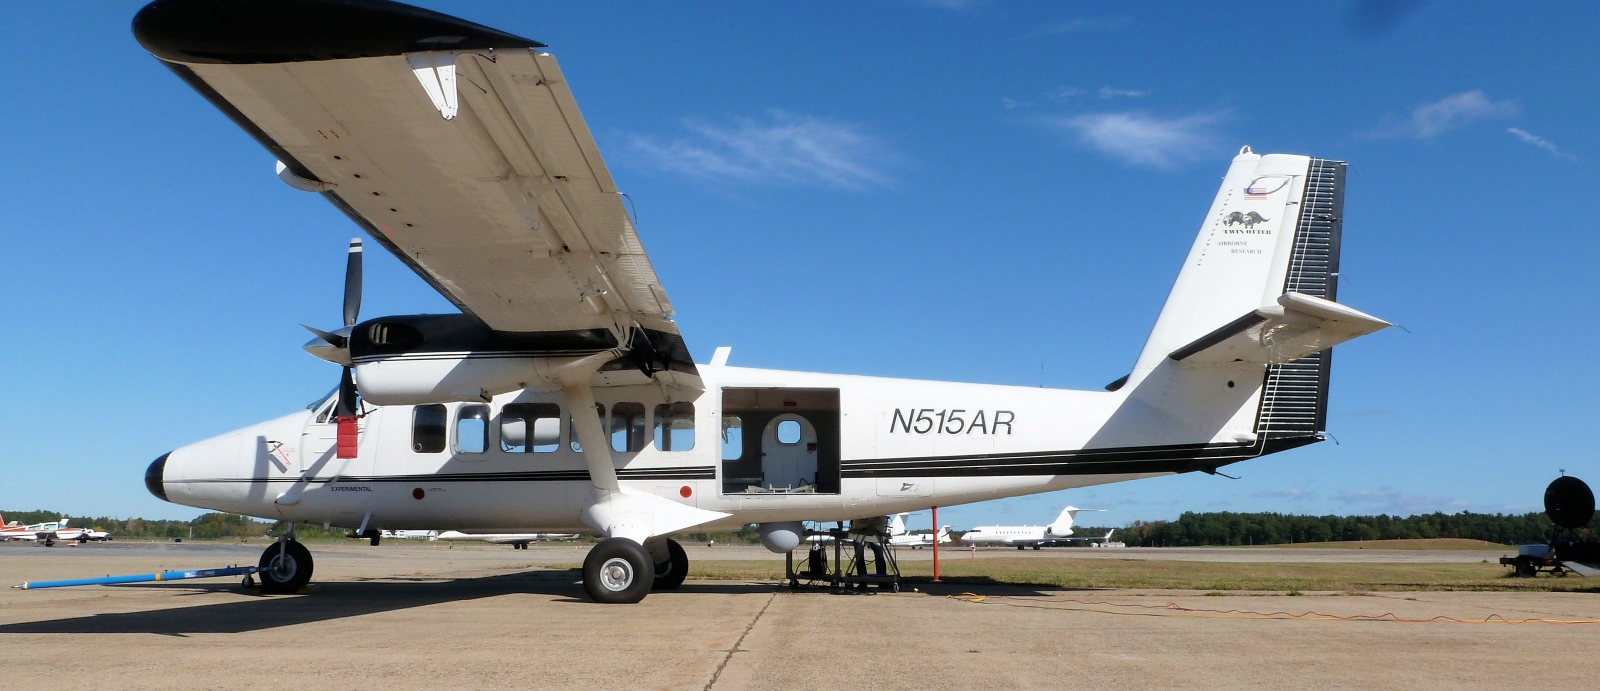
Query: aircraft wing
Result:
<box><xmin>1168</xmin><ymin>292</ymin><xmax>1389</xmax><ymax>365</ymax></box>
<box><xmin>133</xmin><ymin>0</ymin><xmax>693</xmax><ymax>377</ymax></box>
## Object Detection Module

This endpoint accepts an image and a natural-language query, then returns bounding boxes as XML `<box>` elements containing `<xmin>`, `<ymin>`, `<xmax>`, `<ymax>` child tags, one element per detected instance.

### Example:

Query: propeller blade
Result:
<box><xmin>335</xmin><ymin>366</ymin><xmax>359</xmax><ymax>418</ymax></box>
<box><xmin>301</xmin><ymin>324</ymin><xmax>348</xmax><ymax>349</ymax></box>
<box><xmin>343</xmin><ymin>238</ymin><xmax>363</xmax><ymax>328</ymax></box>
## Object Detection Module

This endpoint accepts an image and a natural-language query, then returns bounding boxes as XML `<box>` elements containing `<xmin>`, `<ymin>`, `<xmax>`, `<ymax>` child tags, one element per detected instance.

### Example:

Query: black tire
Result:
<box><xmin>257</xmin><ymin>541</ymin><xmax>314</xmax><ymax>593</ymax></box>
<box><xmin>1514</xmin><ymin>557</ymin><xmax>1538</xmax><ymax>578</ymax></box>
<box><xmin>1016</xmin><ymin>544</ymin><xmax>1024</xmax><ymax>550</ymax></box>
<box><xmin>1033</xmin><ymin>545</ymin><xmax>1041</xmax><ymax>551</ymax></box>
<box><xmin>583</xmin><ymin>538</ymin><xmax>654</xmax><ymax>603</ymax></box>
<box><xmin>652</xmin><ymin>539</ymin><xmax>690</xmax><ymax>591</ymax></box>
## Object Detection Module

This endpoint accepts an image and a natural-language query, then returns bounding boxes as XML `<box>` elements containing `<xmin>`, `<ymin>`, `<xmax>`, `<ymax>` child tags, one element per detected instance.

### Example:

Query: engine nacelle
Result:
<box><xmin>355</xmin><ymin>356</ymin><xmax>551</xmax><ymax>405</ymax></box>
<box><xmin>343</xmin><ymin>314</ymin><xmax>620</xmax><ymax>406</ymax></box>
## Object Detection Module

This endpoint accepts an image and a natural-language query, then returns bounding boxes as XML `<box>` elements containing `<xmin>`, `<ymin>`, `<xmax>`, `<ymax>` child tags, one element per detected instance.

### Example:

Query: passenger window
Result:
<box><xmin>721</xmin><ymin>415</ymin><xmax>743</xmax><ymax>461</ymax></box>
<box><xmin>777</xmin><ymin>419</ymin><xmax>801</xmax><ymax>445</ymax></box>
<box><xmin>572</xmin><ymin>403</ymin><xmax>604</xmax><ymax>453</ymax></box>
<box><xmin>412</xmin><ymin>404</ymin><xmax>447</xmax><ymax>453</ymax></box>
<box><xmin>456</xmin><ymin>404</ymin><xmax>489</xmax><ymax>454</ymax></box>
<box><xmin>502</xmin><ymin>403</ymin><xmax>561</xmax><ymax>453</ymax></box>
<box><xmin>653</xmin><ymin>403</ymin><xmax>696</xmax><ymax>451</ymax></box>
<box><xmin>611</xmin><ymin>402</ymin><xmax>647</xmax><ymax>453</ymax></box>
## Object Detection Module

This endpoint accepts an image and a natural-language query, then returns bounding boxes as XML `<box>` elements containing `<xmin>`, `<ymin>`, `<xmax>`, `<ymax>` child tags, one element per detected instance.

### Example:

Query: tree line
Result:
<box><xmin>1085</xmin><ymin>510</ymin><xmax>1597</xmax><ymax>547</ymax></box>
<box><xmin>2</xmin><ymin>509</ymin><xmax>344</xmax><ymax>540</ymax></box>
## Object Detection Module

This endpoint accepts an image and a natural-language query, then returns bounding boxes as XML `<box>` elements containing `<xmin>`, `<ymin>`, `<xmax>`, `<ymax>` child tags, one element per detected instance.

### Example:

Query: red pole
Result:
<box><xmin>931</xmin><ymin>506</ymin><xmax>940</xmax><ymax>583</ymax></box>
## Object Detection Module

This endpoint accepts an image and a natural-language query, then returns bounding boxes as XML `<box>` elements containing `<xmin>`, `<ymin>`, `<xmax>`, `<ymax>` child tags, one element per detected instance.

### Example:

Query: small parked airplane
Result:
<box><xmin>432</xmin><ymin>531</ymin><xmax>580</xmax><ymax>549</ymax></box>
<box><xmin>961</xmin><ymin>507</ymin><xmax>1104</xmax><ymax>550</ymax></box>
<box><xmin>0</xmin><ymin>516</ymin><xmax>91</xmax><ymax>545</ymax></box>
<box><xmin>886</xmin><ymin>513</ymin><xmax>951</xmax><ymax>549</ymax></box>
<box><xmin>132</xmin><ymin>0</ymin><xmax>1388</xmax><ymax>602</ymax></box>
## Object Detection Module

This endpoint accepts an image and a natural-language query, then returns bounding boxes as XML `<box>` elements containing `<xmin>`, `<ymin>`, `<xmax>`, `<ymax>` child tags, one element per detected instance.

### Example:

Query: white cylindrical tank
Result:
<box><xmin>758</xmin><ymin>522</ymin><xmax>806</xmax><ymax>553</ymax></box>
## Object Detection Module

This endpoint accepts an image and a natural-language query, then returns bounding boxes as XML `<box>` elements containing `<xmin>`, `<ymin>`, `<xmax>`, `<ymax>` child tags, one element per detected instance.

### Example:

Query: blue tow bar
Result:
<box><xmin>13</xmin><ymin>565</ymin><xmax>259</xmax><ymax>590</ymax></box>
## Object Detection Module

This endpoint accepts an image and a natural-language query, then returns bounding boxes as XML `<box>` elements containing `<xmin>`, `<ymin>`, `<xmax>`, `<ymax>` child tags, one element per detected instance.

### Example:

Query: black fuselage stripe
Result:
<box><xmin>177</xmin><ymin>436</ymin><xmax>1323</xmax><ymax>484</ymax></box>
<box><xmin>182</xmin><ymin>468</ymin><xmax>715</xmax><ymax>484</ymax></box>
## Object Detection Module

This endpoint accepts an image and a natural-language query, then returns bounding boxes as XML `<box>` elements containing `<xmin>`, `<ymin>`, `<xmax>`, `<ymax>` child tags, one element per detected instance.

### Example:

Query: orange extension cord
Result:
<box><xmin>945</xmin><ymin>592</ymin><xmax>1600</xmax><ymax>625</ymax></box>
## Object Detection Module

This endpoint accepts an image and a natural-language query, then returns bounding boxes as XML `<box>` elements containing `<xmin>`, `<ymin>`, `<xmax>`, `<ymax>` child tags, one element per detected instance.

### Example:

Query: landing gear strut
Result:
<box><xmin>583</xmin><ymin>537</ymin><xmax>654</xmax><ymax>603</ymax></box>
<box><xmin>652</xmin><ymin>538</ymin><xmax>689</xmax><ymax>591</ymax></box>
<box><xmin>256</xmin><ymin>538</ymin><xmax>314</xmax><ymax>593</ymax></box>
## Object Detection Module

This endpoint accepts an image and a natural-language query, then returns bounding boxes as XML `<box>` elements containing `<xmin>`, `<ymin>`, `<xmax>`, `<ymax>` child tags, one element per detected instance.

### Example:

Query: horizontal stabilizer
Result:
<box><xmin>1169</xmin><ymin>292</ymin><xmax>1388</xmax><ymax>364</ymax></box>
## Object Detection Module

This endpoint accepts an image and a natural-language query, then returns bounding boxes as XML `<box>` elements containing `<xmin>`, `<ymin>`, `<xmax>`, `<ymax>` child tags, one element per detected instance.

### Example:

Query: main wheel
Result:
<box><xmin>652</xmin><ymin>539</ymin><xmax>690</xmax><ymax>590</ymax></box>
<box><xmin>257</xmin><ymin>540</ymin><xmax>314</xmax><ymax>593</ymax></box>
<box><xmin>583</xmin><ymin>538</ymin><xmax>654</xmax><ymax>603</ymax></box>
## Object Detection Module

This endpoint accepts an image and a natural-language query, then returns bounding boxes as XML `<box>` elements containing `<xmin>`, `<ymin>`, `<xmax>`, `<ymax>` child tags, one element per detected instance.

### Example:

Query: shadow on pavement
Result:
<box><xmin>1</xmin><ymin>571</ymin><xmax>831</xmax><ymax>634</ymax></box>
<box><xmin>0</xmin><ymin>569</ymin><xmax>587</xmax><ymax>635</ymax></box>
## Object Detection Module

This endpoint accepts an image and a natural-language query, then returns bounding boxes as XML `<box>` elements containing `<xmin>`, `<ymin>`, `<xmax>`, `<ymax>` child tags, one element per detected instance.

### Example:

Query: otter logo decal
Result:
<box><xmin>1222</xmin><ymin>211</ymin><xmax>1269</xmax><ymax>229</ymax></box>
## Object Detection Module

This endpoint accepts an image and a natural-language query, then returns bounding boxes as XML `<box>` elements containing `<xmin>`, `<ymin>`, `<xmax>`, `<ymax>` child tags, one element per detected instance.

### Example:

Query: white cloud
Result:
<box><xmin>1044</xmin><ymin>87</ymin><xmax>1084</xmax><ymax>104</ymax></box>
<box><xmin>1250</xmin><ymin>489</ymin><xmax>1315</xmax><ymax>500</ymax></box>
<box><xmin>1040</xmin><ymin>111</ymin><xmax>1224</xmax><ymax>169</ymax></box>
<box><xmin>626</xmin><ymin>110</ymin><xmax>896</xmax><ymax>190</ymax></box>
<box><xmin>901</xmin><ymin>0</ymin><xmax>983</xmax><ymax>9</ymax></box>
<box><xmin>1098</xmin><ymin>87</ymin><xmax>1148</xmax><ymax>99</ymax></box>
<box><xmin>1507</xmin><ymin>127</ymin><xmax>1578</xmax><ymax>160</ymax></box>
<box><xmin>1332</xmin><ymin>489</ymin><xmax>1526</xmax><ymax>515</ymax></box>
<box><xmin>1368</xmin><ymin>90</ymin><xmax>1518</xmax><ymax>139</ymax></box>
<box><xmin>1020</xmin><ymin>17</ymin><xmax>1131</xmax><ymax>39</ymax></box>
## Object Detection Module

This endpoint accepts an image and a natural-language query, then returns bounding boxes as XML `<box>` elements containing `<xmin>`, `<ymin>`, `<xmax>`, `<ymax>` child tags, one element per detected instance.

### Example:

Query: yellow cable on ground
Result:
<box><xmin>944</xmin><ymin>592</ymin><xmax>1600</xmax><ymax>625</ymax></box>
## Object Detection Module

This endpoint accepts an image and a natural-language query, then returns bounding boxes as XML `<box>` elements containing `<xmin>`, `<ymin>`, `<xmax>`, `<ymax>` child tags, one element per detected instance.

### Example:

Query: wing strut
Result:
<box><xmin>554</xmin><ymin>355</ymin><xmax>728</xmax><ymax>544</ymax></box>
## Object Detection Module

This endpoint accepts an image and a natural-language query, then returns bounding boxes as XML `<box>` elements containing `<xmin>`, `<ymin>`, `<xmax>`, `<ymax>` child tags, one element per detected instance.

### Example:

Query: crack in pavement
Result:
<box><xmin>704</xmin><ymin>589</ymin><xmax>778</xmax><ymax>691</ymax></box>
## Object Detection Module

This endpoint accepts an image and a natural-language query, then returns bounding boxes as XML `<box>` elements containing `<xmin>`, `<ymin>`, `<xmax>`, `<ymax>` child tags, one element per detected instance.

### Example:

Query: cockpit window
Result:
<box><xmin>313</xmin><ymin>393</ymin><xmax>338</xmax><ymax>424</ymax></box>
<box><xmin>306</xmin><ymin>387</ymin><xmax>337</xmax><ymax>411</ymax></box>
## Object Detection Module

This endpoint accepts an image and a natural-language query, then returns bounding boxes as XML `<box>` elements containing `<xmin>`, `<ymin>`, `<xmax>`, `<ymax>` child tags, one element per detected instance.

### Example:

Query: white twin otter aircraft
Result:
<box><xmin>133</xmin><ymin>0</ymin><xmax>1389</xmax><ymax>602</ymax></box>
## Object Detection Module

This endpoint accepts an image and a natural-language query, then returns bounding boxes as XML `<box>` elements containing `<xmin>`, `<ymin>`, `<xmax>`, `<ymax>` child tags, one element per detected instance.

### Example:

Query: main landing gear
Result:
<box><xmin>581</xmin><ymin>537</ymin><xmax>689</xmax><ymax>603</ymax></box>
<box><xmin>652</xmin><ymin>538</ymin><xmax>689</xmax><ymax>591</ymax></box>
<box><xmin>256</xmin><ymin>539</ymin><xmax>314</xmax><ymax>593</ymax></box>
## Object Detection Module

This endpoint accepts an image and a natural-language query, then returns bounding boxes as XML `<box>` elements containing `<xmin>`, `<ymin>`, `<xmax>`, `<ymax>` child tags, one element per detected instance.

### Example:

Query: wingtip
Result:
<box><xmin>134</xmin><ymin>0</ymin><xmax>544</xmax><ymax>65</ymax></box>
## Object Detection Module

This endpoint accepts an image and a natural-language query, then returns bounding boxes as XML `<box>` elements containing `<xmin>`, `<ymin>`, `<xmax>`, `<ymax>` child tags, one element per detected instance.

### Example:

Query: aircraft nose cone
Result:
<box><xmin>145</xmin><ymin>452</ymin><xmax>170</xmax><ymax>502</ymax></box>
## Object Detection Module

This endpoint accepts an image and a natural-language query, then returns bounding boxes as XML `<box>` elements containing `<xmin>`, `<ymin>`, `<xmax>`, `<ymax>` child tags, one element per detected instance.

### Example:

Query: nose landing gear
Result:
<box><xmin>256</xmin><ymin>539</ymin><xmax>314</xmax><ymax>593</ymax></box>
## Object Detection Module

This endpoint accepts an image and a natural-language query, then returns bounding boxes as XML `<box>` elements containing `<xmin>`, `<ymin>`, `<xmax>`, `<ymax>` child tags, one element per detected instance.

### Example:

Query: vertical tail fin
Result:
<box><xmin>1048</xmin><ymin>506</ymin><xmax>1079</xmax><ymax>536</ymax></box>
<box><xmin>1133</xmin><ymin>149</ymin><xmax>1345</xmax><ymax>370</ymax></box>
<box><xmin>1095</xmin><ymin>149</ymin><xmax>1350</xmax><ymax>457</ymax></box>
<box><xmin>888</xmin><ymin>513</ymin><xmax>908</xmax><ymax>536</ymax></box>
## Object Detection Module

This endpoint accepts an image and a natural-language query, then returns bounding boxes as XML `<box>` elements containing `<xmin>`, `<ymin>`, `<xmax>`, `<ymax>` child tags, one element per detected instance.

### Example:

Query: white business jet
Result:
<box><xmin>885</xmin><ymin>513</ymin><xmax>951</xmax><ymax>549</ymax></box>
<box><xmin>432</xmin><ymin>531</ymin><xmax>580</xmax><ymax>549</ymax></box>
<box><xmin>962</xmin><ymin>507</ymin><xmax>1104</xmax><ymax>550</ymax></box>
<box><xmin>132</xmin><ymin>0</ymin><xmax>1389</xmax><ymax>602</ymax></box>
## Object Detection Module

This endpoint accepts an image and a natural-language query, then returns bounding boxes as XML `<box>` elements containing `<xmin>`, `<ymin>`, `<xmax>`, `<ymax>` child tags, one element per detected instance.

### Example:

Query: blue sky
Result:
<box><xmin>2</xmin><ymin>1</ymin><xmax>1596</xmax><ymax>531</ymax></box>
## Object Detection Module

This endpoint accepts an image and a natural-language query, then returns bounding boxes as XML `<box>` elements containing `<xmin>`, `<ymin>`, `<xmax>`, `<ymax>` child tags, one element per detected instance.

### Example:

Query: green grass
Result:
<box><xmin>684</xmin><ymin>557</ymin><xmax>1600</xmax><ymax>593</ymax></box>
<box><xmin>1252</xmin><ymin>538</ymin><xmax>1515</xmax><ymax>551</ymax></box>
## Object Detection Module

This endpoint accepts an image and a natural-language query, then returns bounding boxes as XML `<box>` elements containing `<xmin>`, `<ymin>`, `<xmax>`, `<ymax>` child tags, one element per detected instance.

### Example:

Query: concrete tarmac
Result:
<box><xmin>1</xmin><ymin>541</ymin><xmax>1594</xmax><ymax>690</ymax></box>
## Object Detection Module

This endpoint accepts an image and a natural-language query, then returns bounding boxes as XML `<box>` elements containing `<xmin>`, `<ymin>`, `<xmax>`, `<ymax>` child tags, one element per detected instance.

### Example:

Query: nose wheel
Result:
<box><xmin>256</xmin><ymin>540</ymin><xmax>314</xmax><ymax>593</ymax></box>
<box><xmin>582</xmin><ymin>538</ymin><xmax>654</xmax><ymax>603</ymax></box>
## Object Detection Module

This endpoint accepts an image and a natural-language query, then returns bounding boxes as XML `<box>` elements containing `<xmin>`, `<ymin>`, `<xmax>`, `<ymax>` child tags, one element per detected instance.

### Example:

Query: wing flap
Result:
<box><xmin>1169</xmin><ymin>292</ymin><xmax>1389</xmax><ymax>364</ymax></box>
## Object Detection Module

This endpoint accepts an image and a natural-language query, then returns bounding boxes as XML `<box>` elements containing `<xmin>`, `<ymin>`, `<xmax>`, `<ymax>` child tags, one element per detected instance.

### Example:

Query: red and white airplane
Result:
<box><xmin>0</xmin><ymin>515</ymin><xmax>95</xmax><ymax>545</ymax></box>
<box><xmin>131</xmin><ymin>0</ymin><xmax>1388</xmax><ymax>602</ymax></box>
